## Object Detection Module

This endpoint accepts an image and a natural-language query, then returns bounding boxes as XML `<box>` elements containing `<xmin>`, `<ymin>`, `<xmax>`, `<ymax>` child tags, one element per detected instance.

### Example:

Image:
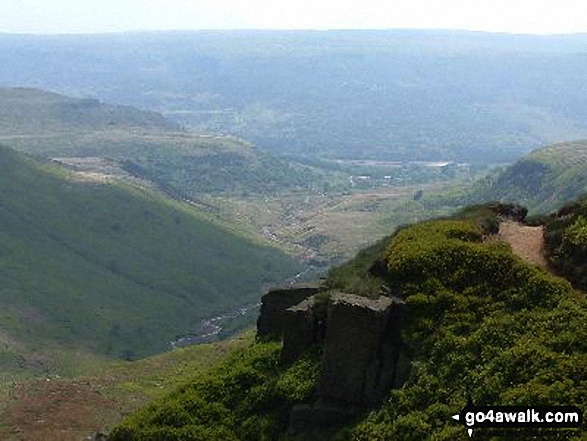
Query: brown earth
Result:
<box><xmin>0</xmin><ymin>377</ymin><xmax>119</xmax><ymax>441</ymax></box>
<box><xmin>0</xmin><ymin>333</ymin><xmax>252</xmax><ymax>441</ymax></box>
<box><xmin>490</xmin><ymin>220</ymin><xmax>549</xmax><ymax>270</ymax></box>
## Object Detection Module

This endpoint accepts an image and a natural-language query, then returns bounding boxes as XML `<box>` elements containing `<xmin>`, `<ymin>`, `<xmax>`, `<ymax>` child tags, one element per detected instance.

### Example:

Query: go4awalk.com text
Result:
<box><xmin>451</xmin><ymin>405</ymin><xmax>583</xmax><ymax>437</ymax></box>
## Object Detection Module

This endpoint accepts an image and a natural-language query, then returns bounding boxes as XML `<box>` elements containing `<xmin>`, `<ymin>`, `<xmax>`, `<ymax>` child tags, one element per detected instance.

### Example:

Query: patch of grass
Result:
<box><xmin>109</xmin><ymin>332</ymin><xmax>256</xmax><ymax>401</ymax></box>
<box><xmin>0</xmin><ymin>332</ymin><xmax>254</xmax><ymax>439</ymax></box>
<box><xmin>109</xmin><ymin>341</ymin><xmax>322</xmax><ymax>440</ymax></box>
<box><xmin>325</xmin><ymin>234</ymin><xmax>395</xmax><ymax>298</ymax></box>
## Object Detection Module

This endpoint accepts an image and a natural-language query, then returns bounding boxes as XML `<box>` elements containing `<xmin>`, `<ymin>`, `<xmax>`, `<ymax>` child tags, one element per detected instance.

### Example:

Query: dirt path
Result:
<box><xmin>491</xmin><ymin>220</ymin><xmax>549</xmax><ymax>270</ymax></box>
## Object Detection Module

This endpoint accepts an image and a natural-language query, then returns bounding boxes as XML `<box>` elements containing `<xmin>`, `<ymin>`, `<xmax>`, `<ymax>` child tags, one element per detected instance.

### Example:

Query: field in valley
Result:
<box><xmin>209</xmin><ymin>183</ymin><xmax>461</xmax><ymax>268</ymax></box>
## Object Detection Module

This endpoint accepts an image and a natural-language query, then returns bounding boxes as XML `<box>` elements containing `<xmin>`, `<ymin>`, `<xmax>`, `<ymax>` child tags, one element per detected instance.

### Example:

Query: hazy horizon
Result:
<box><xmin>1</xmin><ymin>0</ymin><xmax>587</xmax><ymax>36</ymax></box>
<box><xmin>3</xmin><ymin>28</ymin><xmax>587</xmax><ymax>38</ymax></box>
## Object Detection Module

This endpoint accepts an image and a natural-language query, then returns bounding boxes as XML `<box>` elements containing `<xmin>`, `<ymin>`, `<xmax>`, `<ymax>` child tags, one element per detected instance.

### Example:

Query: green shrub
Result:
<box><xmin>564</xmin><ymin>216</ymin><xmax>587</xmax><ymax>248</ymax></box>
<box><xmin>544</xmin><ymin>197</ymin><xmax>587</xmax><ymax>290</ymax></box>
<box><xmin>109</xmin><ymin>341</ymin><xmax>322</xmax><ymax>440</ymax></box>
<box><xmin>351</xmin><ymin>218</ymin><xmax>585</xmax><ymax>439</ymax></box>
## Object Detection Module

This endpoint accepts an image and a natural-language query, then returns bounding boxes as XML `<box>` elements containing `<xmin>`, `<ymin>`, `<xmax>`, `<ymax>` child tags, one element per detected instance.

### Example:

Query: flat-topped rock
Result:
<box><xmin>256</xmin><ymin>283</ymin><xmax>321</xmax><ymax>337</ymax></box>
<box><xmin>329</xmin><ymin>291</ymin><xmax>397</xmax><ymax>311</ymax></box>
<box><xmin>317</xmin><ymin>292</ymin><xmax>408</xmax><ymax>405</ymax></box>
<box><xmin>266</xmin><ymin>282</ymin><xmax>322</xmax><ymax>292</ymax></box>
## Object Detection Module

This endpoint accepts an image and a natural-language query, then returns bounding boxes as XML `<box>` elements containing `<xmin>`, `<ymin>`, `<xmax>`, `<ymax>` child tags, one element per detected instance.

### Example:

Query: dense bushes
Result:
<box><xmin>350</xmin><ymin>218</ymin><xmax>585</xmax><ymax>440</ymax></box>
<box><xmin>325</xmin><ymin>202</ymin><xmax>526</xmax><ymax>297</ymax></box>
<box><xmin>109</xmin><ymin>342</ymin><xmax>322</xmax><ymax>440</ymax></box>
<box><xmin>544</xmin><ymin>197</ymin><xmax>587</xmax><ymax>290</ymax></box>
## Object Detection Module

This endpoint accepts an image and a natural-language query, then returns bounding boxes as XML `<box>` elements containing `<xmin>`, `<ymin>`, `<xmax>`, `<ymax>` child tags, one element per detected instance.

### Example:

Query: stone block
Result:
<box><xmin>256</xmin><ymin>283</ymin><xmax>320</xmax><ymax>337</ymax></box>
<box><xmin>317</xmin><ymin>292</ymin><xmax>407</xmax><ymax>406</ymax></box>
<box><xmin>281</xmin><ymin>297</ymin><xmax>318</xmax><ymax>364</ymax></box>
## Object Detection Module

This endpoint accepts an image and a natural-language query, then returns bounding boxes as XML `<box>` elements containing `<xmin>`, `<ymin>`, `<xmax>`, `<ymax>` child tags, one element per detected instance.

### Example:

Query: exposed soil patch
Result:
<box><xmin>490</xmin><ymin>220</ymin><xmax>549</xmax><ymax>270</ymax></box>
<box><xmin>0</xmin><ymin>333</ymin><xmax>253</xmax><ymax>440</ymax></box>
<box><xmin>0</xmin><ymin>377</ymin><xmax>119</xmax><ymax>441</ymax></box>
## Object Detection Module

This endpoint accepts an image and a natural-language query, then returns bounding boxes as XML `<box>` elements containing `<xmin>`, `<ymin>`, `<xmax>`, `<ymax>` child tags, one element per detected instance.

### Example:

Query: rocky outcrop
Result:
<box><xmin>256</xmin><ymin>286</ymin><xmax>411</xmax><ymax>433</ymax></box>
<box><xmin>281</xmin><ymin>296</ymin><xmax>320</xmax><ymax>364</ymax></box>
<box><xmin>316</xmin><ymin>293</ymin><xmax>408</xmax><ymax>406</ymax></box>
<box><xmin>256</xmin><ymin>283</ymin><xmax>321</xmax><ymax>337</ymax></box>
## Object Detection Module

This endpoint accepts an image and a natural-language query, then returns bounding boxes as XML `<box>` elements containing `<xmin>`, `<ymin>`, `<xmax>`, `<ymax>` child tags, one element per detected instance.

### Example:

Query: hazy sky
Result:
<box><xmin>1</xmin><ymin>0</ymin><xmax>586</xmax><ymax>35</ymax></box>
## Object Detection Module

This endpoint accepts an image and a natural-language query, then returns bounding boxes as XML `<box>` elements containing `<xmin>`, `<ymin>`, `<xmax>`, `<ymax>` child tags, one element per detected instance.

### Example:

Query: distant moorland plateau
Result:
<box><xmin>2</xmin><ymin>30</ymin><xmax>587</xmax><ymax>162</ymax></box>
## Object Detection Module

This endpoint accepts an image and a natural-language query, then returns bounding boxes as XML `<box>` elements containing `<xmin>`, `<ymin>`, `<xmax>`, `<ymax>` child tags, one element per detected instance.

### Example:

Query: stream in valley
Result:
<box><xmin>169</xmin><ymin>303</ymin><xmax>260</xmax><ymax>348</ymax></box>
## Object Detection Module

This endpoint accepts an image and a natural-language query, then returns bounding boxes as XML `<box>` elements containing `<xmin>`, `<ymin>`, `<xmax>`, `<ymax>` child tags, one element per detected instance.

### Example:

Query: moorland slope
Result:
<box><xmin>469</xmin><ymin>140</ymin><xmax>587</xmax><ymax>213</ymax></box>
<box><xmin>0</xmin><ymin>145</ymin><xmax>297</xmax><ymax>366</ymax></box>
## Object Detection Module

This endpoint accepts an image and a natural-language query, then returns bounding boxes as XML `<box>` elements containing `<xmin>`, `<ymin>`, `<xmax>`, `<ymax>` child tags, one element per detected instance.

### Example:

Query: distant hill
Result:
<box><xmin>0</xmin><ymin>145</ymin><xmax>298</xmax><ymax>365</ymax></box>
<box><xmin>3</xmin><ymin>31</ymin><xmax>587</xmax><ymax>162</ymax></box>
<box><xmin>0</xmin><ymin>87</ymin><xmax>178</xmax><ymax>133</ymax></box>
<box><xmin>468</xmin><ymin>140</ymin><xmax>587</xmax><ymax>213</ymax></box>
<box><xmin>0</xmin><ymin>87</ymin><xmax>342</xmax><ymax>195</ymax></box>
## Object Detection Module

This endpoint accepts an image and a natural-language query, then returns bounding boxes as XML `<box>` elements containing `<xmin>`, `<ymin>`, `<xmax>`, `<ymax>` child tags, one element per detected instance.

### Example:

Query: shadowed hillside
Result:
<box><xmin>0</xmin><ymin>145</ymin><xmax>298</xmax><ymax>365</ymax></box>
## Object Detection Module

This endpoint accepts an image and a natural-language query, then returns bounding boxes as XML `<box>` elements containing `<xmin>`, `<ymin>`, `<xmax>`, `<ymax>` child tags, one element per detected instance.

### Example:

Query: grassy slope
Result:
<box><xmin>0</xmin><ymin>145</ymin><xmax>298</xmax><ymax>364</ymax></box>
<box><xmin>0</xmin><ymin>332</ymin><xmax>254</xmax><ymax>440</ymax></box>
<box><xmin>112</xmin><ymin>204</ymin><xmax>587</xmax><ymax>440</ymax></box>
<box><xmin>109</xmin><ymin>339</ymin><xmax>322</xmax><ymax>441</ymax></box>
<box><xmin>470</xmin><ymin>140</ymin><xmax>587</xmax><ymax>213</ymax></box>
<box><xmin>0</xmin><ymin>88</ymin><xmax>343</xmax><ymax>195</ymax></box>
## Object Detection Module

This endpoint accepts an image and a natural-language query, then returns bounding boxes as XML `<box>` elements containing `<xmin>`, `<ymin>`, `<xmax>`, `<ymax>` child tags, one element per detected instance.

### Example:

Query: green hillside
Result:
<box><xmin>0</xmin><ymin>88</ymin><xmax>343</xmax><ymax>195</ymax></box>
<box><xmin>469</xmin><ymin>140</ymin><xmax>587</xmax><ymax>213</ymax></box>
<box><xmin>0</xmin><ymin>145</ymin><xmax>298</xmax><ymax>365</ymax></box>
<box><xmin>110</xmin><ymin>340</ymin><xmax>320</xmax><ymax>441</ymax></box>
<box><xmin>0</xmin><ymin>332</ymin><xmax>254</xmax><ymax>440</ymax></box>
<box><xmin>110</xmin><ymin>204</ymin><xmax>587</xmax><ymax>440</ymax></box>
